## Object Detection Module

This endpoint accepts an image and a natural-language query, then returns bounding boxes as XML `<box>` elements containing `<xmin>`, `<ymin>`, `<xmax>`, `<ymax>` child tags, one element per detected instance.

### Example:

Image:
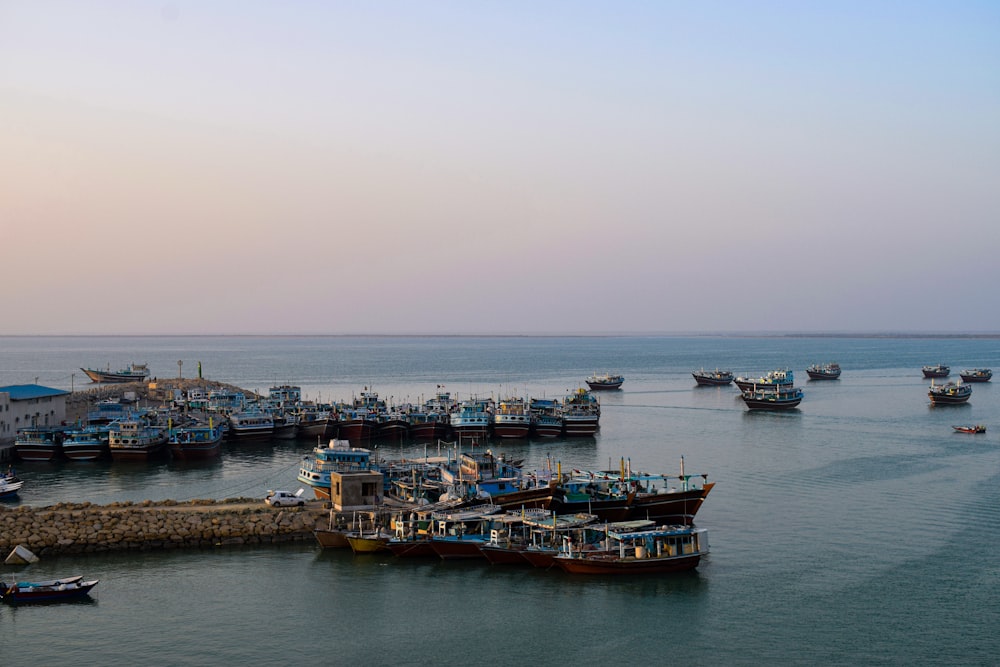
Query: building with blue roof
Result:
<box><xmin>0</xmin><ymin>384</ymin><xmax>70</xmax><ymax>458</ymax></box>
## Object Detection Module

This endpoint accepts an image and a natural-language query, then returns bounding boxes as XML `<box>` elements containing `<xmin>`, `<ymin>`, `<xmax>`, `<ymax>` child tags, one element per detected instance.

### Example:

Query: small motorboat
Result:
<box><xmin>0</xmin><ymin>575</ymin><xmax>99</xmax><ymax>603</ymax></box>
<box><xmin>0</xmin><ymin>472</ymin><xmax>23</xmax><ymax>500</ymax></box>
<box><xmin>952</xmin><ymin>424</ymin><xmax>986</xmax><ymax>434</ymax></box>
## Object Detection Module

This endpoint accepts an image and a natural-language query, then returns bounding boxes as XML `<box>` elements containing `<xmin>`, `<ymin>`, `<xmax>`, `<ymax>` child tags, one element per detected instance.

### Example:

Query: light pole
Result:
<box><xmin>71</xmin><ymin>373</ymin><xmax>75</xmax><ymax>393</ymax></box>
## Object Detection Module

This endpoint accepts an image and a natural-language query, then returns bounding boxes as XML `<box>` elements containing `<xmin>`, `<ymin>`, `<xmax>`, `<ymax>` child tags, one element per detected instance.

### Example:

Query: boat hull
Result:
<box><xmin>806</xmin><ymin>371</ymin><xmax>841</xmax><ymax>380</ymax></box>
<box><xmin>385</xmin><ymin>539</ymin><xmax>437</xmax><ymax>558</ymax></box>
<box><xmin>169</xmin><ymin>441</ymin><xmax>222</xmax><ymax>460</ymax></box>
<box><xmin>741</xmin><ymin>397</ymin><xmax>802</xmax><ymax>410</ymax></box>
<box><xmin>492</xmin><ymin>422</ymin><xmax>530</xmax><ymax>439</ymax></box>
<box><xmin>62</xmin><ymin>443</ymin><xmax>109</xmax><ymax>461</ymax></box>
<box><xmin>521</xmin><ymin>548</ymin><xmax>559</xmax><ymax>568</ymax></box>
<box><xmin>554</xmin><ymin>552</ymin><xmax>701</xmax><ymax>575</ymax></box>
<box><xmin>376</xmin><ymin>421</ymin><xmax>408</xmax><ymax>442</ymax></box>
<box><xmin>479</xmin><ymin>544</ymin><xmax>529</xmax><ymax>565</ymax></box>
<box><xmin>530</xmin><ymin>421</ymin><xmax>563</xmax><ymax>438</ymax></box>
<box><xmin>1</xmin><ymin>579</ymin><xmax>98</xmax><ymax>603</ymax></box>
<box><xmin>928</xmin><ymin>394</ymin><xmax>971</xmax><ymax>405</ymax></box>
<box><xmin>81</xmin><ymin>368</ymin><xmax>148</xmax><ymax>383</ymax></box>
<box><xmin>109</xmin><ymin>439</ymin><xmax>169</xmax><ymax>462</ymax></box>
<box><xmin>586</xmin><ymin>381</ymin><xmax>623</xmax><ymax>390</ymax></box>
<box><xmin>693</xmin><ymin>374</ymin><xmax>733</xmax><ymax>386</ymax></box>
<box><xmin>14</xmin><ymin>445</ymin><xmax>62</xmax><ymax>462</ymax></box>
<box><xmin>627</xmin><ymin>482</ymin><xmax>715</xmax><ymax>525</ymax></box>
<box><xmin>347</xmin><ymin>535</ymin><xmax>391</xmax><ymax>554</ymax></box>
<box><xmin>337</xmin><ymin>420</ymin><xmax>375</xmax><ymax>442</ymax></box>
<box><xmin>430</xmin><ymin>537</ymin><xmax>488</xmax><ymax>559</ymax></box>
<box><xmin>562</xmin><ymin>418</ymin><xmax>599</xmax><ymax>437</ymax></box>
<box><xmin>407</xmin><ymin>423</ymin><xmax>448</xmax><ymax>441</ymax></box>
<box><xmin>314</xmin><ymin>529</ymin><xmax>351</xmax><ymax>549</ymax></box>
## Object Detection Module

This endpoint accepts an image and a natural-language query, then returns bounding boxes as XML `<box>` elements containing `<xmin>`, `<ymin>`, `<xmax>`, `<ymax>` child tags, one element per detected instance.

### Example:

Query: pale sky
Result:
<box><xmin>2</xmin><ymin>1</ymin><xmax>998</xmax><ymax>335</ymax></box>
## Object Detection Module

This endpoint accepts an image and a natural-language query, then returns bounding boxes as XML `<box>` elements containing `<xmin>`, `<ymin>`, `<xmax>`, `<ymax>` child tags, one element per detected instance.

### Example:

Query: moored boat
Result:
<box><xmin>561</xmin><ymin>388</ymin><xmax>600</xmax><ymax>437</ymax></box>
<box><xmin>952</xmin><ymin>424</ymin><xmax>986</xmax><ymax>434</ymax></box>
<box><xmin>586</xmin><ymin>372</ymin><xmax>624</xmax><ymax>390</ymax></box>
<box><xmin>14</xmin><ymin>426</ymin><xmax>68</xmax><ymax>462</ymax></box>
<box><xmin>740</xmin><ymin>386</ymin><xmax>804</xmax><ymax>410</ymax></box>
<box><xmin>375</xmin><ymin>409</ymin><xmax>409</xmax><ymax>442</ymax></box>
<box><xmin>61</xmin><ymin>426</ymin><xmax>111</xmax><ymax>461</ymax></box>
<box><xmin>734</xmin><ymin>369</ymin><xmax>794</xmax><ymax>391</ymax></box>
<box><xmin>529</xmin><ymin>398</ymin><xmax>564</xmax><ymax>438</ymax></box>
<box><xmin>0</xmin><ymin>472</ymin><xmax>24</xmax><ymax>500</ymax></box>
<box><xmin>297</xmin><ymin>439</ymin><xmax>374</xmax><ymax>500</ymax></box>
<box><xmin>553</xmin><ymin>524</ymin><xmax>708</xmax><ymax>575</ymax></box>
<box><xmin>80</xmin><ymin>362</ymin><xmax>149</xmax><ymax>383</ymax></box>
<box><xmin>449</xmin><ymin>398</ymin><xmax>493</xmax><ymax>444</ymax></box>
<box><xmin>0</xmin><ymin>575</ymin><xmax>99</xmax><ymax>603</ymax></box>
<box><xmin>928</xmin><ymin>381</ymin><xmax>971</xmax><ymax>405</ymax></box>
<box><xmin>346</xmin><ymin>531</ymin><xmax>392</xmax><ymax>554</ymax></box>
<box><xmin>922</xmin><ymin>364</ymin><xmax>950</xmax><ymax>378</ymax></box>
<box><xmin>108</xmin><ymin>416</ymin><xmax>169</xmax><ymax>462</ymax></box>
<box><xmin>959</xmin><ymin>368</ymin><xmax>992</xmax><ymax>383</ymax></box>
<box><xmin>692</xmin><ymin>369</ymin><xmax>734</xmax><ymax>386</ymax></box>
<box><xmin>428</xmin><ymin>504</ymin><xmax>503</xmax><ymax>559</ymax></box>
<box><xmin>806</xmin><ymin>362</ymin><xmax>841</xmax><ymax>380</ymax></box>
<box><xmin>226</xmin><ymin>410</ymin><xmax>274</xmax><ymax>441</ymax></box>
<box><xmin>168</xmin><ymin>419</ymin><xmax>225</xmax><ymax>460</ymax></box>
<box><xmin>493</xmin><ymin>396</ymin><xmax>531</xmax><ymax>439</ymax></box>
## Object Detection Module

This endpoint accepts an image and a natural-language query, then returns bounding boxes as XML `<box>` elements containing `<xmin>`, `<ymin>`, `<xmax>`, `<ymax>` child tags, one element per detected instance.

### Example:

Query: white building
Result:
<box><xmin>0</xmin><ymin>384</ymin><xmax>70</xmax><ymax>459</ymax></box>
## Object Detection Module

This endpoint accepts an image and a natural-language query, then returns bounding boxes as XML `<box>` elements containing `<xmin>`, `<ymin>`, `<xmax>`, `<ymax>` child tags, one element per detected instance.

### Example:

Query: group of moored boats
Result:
<box><xmin>691</xmin><ymin>361</ymin><xmax>994</xmax><ymax>411</ymax></box>
<box><xmin>11</xmin><ymin>379</ymin><xmax>610</xmax><ymax>466</ymax></box>
<box><xmin>923</xmin><ymin>365</ymin><xmax>992</xmax><ymax>406</ymax></box>
<box><xmin>692</xmin><ymin>367</ymin><xmax>809</xmax><ymax>411</ymax></box>
<box><xmin>309</xmin><ymin>448</ymin><xmax>712</xmax><ymax>575</ymax></box>
<box><xmin>320</xmin><ymin>506</ymin><xmax>709</xmax><ymax>575</ymax></box>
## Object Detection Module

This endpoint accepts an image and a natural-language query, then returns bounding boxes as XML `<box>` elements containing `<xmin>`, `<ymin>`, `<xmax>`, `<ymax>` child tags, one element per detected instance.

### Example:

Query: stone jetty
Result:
<box><xmin>0</xmin><ymin>498</ymin><xmax>327</xmax><ymax>557</ymax></box>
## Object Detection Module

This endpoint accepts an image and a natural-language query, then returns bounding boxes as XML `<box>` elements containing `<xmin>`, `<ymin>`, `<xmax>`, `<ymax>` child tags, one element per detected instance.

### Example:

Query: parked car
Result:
<box><xmin>264</xmin><ymin>489</ymin><xmax>306</xmax><ymax>507</ymax></box>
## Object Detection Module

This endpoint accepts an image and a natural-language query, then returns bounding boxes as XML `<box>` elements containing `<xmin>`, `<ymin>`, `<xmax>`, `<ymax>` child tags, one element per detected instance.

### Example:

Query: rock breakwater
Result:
<box><xmin>0</xmin><ymin>498</ymin><xmax>324</xmax><ymax>556</ymax></box>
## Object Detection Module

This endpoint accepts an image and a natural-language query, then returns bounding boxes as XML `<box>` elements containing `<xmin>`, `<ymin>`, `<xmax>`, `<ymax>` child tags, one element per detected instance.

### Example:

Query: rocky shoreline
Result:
<box><xmin>1</xmin><ymin>498</ymin><xmax>326</xmax><ymax>557</ymax></box>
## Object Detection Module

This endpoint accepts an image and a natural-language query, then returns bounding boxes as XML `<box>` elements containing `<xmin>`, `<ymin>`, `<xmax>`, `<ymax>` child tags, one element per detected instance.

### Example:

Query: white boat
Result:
<box><xmin>0</xmin><ymin>473</ymin><xmax>24</xmax><ymax>500</ymax></box>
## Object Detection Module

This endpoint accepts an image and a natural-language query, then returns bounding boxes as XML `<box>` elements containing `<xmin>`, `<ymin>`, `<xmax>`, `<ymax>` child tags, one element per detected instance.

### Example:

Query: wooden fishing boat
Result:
<box><xmin>428</xmin><ymin>504</ymin><xmax>502</xmax><ymax>559</ymax></box>
<box><xmin>806</xmin><ymin>363</ymin><xmax>841</xmax><ymax>380</ymax></box>
<box><xmin>168</xmin><ymin>420</ymin><xmax>224</xmax><ymax>460</ymax></box>
<box><xmin>734</xmin><ymin>369</ymin><xmax>794</xmax><ymax>391</ymax></box>
<box><xmin>691</xmin><ymin>369</ymin><xmax>734</xmax><ymax>386</ymax></box>
<box><xmin>740</xmin><ymin>386</ymin><xmax>804</xmax><ymax>410</ymax></box>
<box><xmin>928</xmin><ymin>381</ymin><xmax>971</xmax><ymax>405</ymax></box>
<box><xmin>586</xmin><ymin>373</ymin><xmax>624</xmax><ymax>390</ymax></box>
<box><xmin>554</xmin><ymin>525</ymin><xmax>708</xmax><ymax>575</ymax></box>
<box><xmin>922</xmin><ymin>364</ymin><xmax>950</xmax><ymax>378</ymax></box>
<box><xmin>0</xmin><ymin>575</ymin><xmax>99</xmax><ymax>603</ymax></box>
<box><xmin>13</xmin><ymin>426</ymin><xmax>67</xmax><ymax>462</ymax></box>
<box><xmin>80</xmin><ymin>362</ymin><xmax>149</xmax><ymax>383</ymax></box>
<box><xmin>959</xmin><ymin>368</ymin><xmax>992</xmax><ymax>383</ymax></box>
<box><xmin>61</xmin><ymin>426</ymin><xmax>111</xmax><ymax>461</ymax></box>
<box><xmin>346</xmin><ymin>532</ymin><xmax>392</xmax><ymax>554</ymax></box>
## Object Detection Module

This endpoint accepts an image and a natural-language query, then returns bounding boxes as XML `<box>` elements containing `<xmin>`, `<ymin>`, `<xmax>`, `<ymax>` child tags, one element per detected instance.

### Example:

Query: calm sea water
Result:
<box><xmin>3</xmin><ymin>335</ymin><xmax>1000</xmax><ymax>665</ymax></box>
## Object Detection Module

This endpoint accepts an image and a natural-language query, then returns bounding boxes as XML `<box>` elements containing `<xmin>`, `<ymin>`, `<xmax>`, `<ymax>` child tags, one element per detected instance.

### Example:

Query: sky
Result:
<box><xmin>2</xmin><ymin>1</ymin><xmax>999</xmax><ymax>335</ymax></box>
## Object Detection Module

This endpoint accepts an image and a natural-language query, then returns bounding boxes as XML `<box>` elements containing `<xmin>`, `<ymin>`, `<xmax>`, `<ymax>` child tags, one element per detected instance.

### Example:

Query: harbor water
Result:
<box><xmin>3</xmin><ymin>335</ymin><xmax>1000</xmax><ymax>665</ymax></box>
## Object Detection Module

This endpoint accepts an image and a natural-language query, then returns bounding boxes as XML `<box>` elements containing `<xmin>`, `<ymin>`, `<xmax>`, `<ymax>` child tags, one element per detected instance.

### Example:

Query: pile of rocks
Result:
<box><xmin>0</xmin><ymin>499</ymin><xmax>323</xmax><ymax>556</ymax></box>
